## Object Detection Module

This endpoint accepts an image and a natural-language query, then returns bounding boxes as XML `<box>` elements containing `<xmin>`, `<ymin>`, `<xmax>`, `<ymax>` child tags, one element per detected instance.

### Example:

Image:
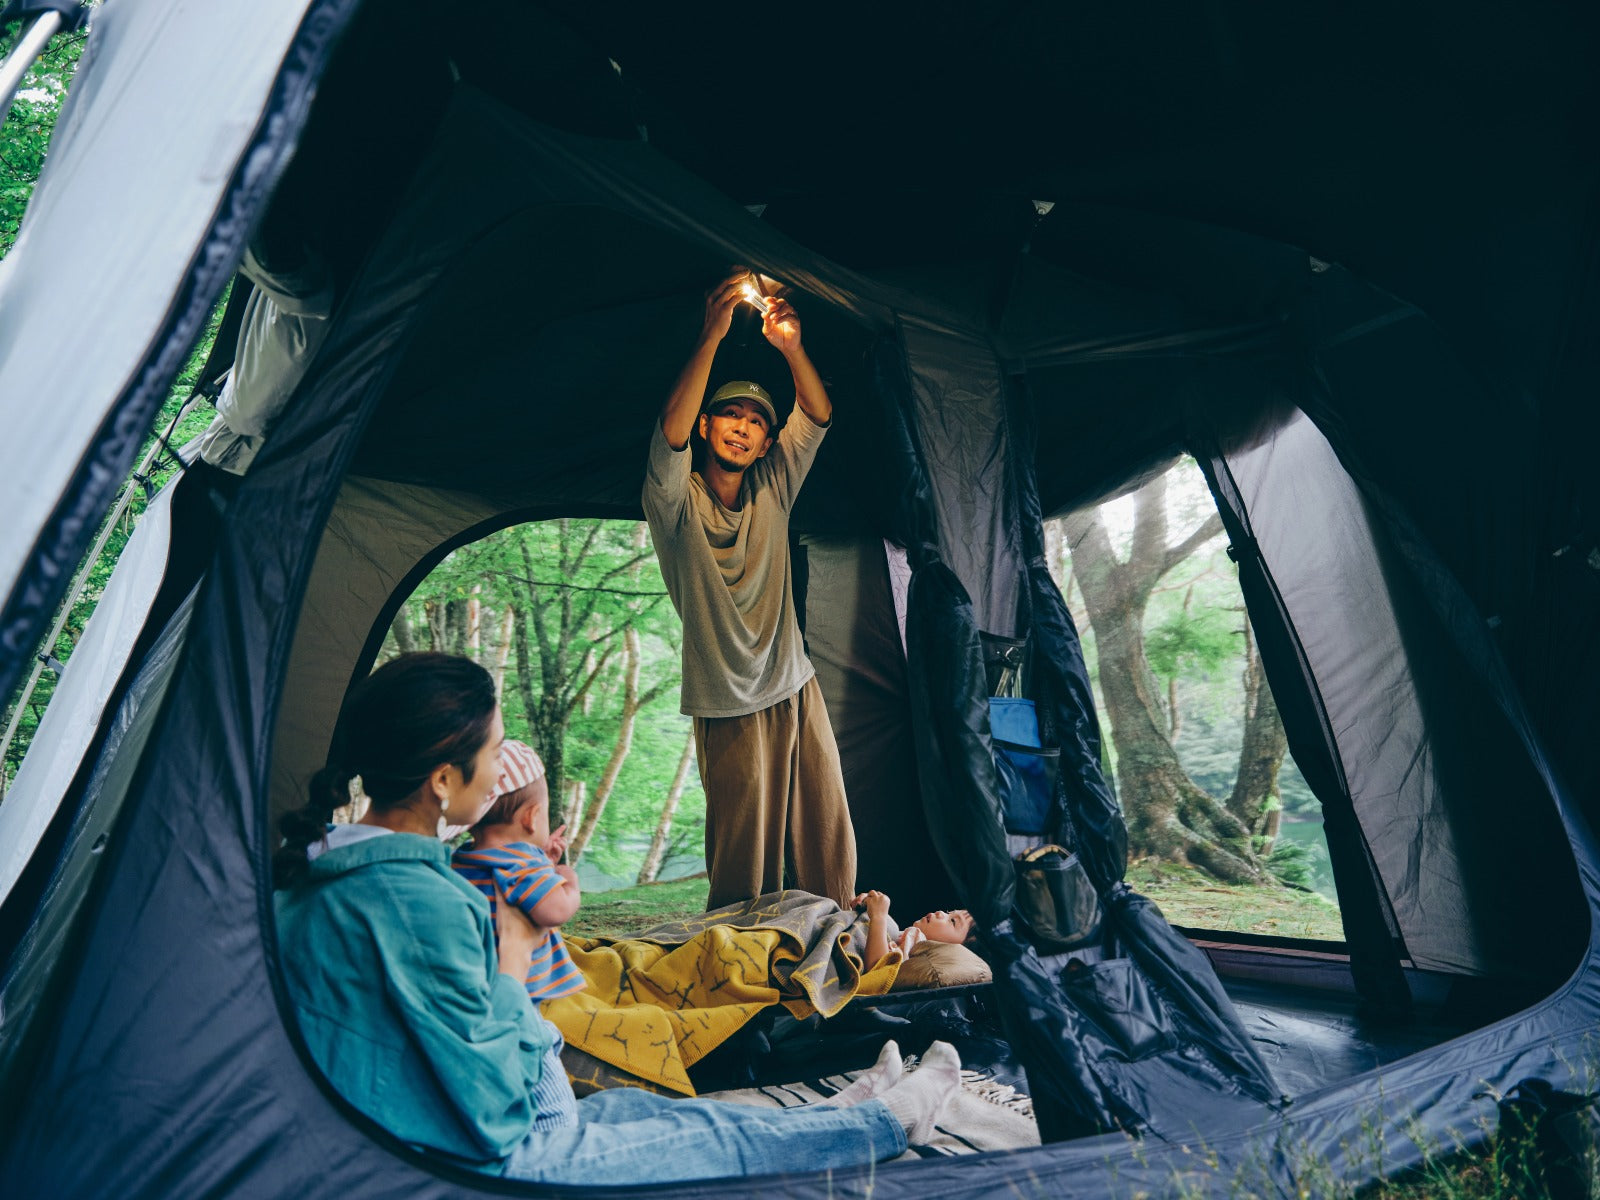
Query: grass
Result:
<box><xmin>1126</xmin><ymin>856</ymin><xmax>1346</xmax><ymax>942</ymax></box>
<box><xmin>566</xmin><ymin>874</ymin><xmax>709</xmax><ymax>939</ymax></box>
<box><xmin>574</xmin><ymin>860</ymin><xmax>1346</xmax><ymax>943</ymax></box>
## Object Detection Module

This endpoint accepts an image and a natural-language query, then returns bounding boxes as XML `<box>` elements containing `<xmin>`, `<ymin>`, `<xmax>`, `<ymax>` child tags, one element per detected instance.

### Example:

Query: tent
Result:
<box><xmin>2</xmin><ymin>0</ymin><xmax>1597</xmax><ymax>1194</ymax></box>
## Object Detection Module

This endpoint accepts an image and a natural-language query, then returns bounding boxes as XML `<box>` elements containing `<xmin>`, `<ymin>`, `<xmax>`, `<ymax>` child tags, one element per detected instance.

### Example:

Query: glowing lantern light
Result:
<box><xmin>739</xmin><ymin>276</ymin><xmax>768</xmax><ymax>311</ymax></box>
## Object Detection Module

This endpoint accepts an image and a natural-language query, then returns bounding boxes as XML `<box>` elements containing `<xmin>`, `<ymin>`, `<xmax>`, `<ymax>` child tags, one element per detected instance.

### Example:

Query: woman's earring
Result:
<box><xmin>439</xmin><ymin>794</ymin><xmax>451</xmax><ymax>815</ymax></box>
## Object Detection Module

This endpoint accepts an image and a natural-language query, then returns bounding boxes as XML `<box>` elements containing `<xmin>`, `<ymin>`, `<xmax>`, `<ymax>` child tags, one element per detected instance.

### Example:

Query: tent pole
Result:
<box><xmin>0</xmin><ymin>11</ymin><xmax>63</xmax><ymax>127</ymax></box>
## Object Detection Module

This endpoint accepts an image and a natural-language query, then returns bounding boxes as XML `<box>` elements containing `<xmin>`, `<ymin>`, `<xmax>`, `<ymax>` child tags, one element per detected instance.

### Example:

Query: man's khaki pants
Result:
<box><xmin>694</xmin><ymin>676</ymin><xmax>858</xmax><ymax>910</ymax></box>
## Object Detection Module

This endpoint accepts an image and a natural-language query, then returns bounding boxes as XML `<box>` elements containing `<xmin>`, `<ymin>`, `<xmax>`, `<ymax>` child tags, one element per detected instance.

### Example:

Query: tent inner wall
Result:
<box><xmin>267</xmin><ymin>479</ymin><xmax>500</xmax><ymax>825</ymax></box>
<box><xmin>798</xmin><ymin>534</ymin><xmax>952</xmax><ymax>916</ymax></box>
<box><xmin>0</xmin><ymin>591</ymin><xmax>198</xmax><ymax>1126</ymax></box>
<box><xmin>1210</xmin><ymin>407</ymin><xmax>1585</xmax><ymax>985</ymax></box>
<box><xmin>901</xmin><ymin>322</ymin><xmax>1024</xmax><ymax>640</ymax></box>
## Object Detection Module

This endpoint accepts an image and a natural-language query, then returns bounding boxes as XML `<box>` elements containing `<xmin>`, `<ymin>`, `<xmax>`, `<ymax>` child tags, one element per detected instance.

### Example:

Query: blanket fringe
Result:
<box><xmin>902</xmin><ymin>1055</ymin><xmax>1035</xmax><ymax>1120</ymax></box>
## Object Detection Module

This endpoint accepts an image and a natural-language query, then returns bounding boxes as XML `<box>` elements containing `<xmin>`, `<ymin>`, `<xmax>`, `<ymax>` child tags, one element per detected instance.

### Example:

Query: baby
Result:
<box><xmin>852</xmin><ymin>890</ymin><xmax>977</xmax><ymax>970</ymax></box>
<box><xmin>452</xmin><ymin>740</ymin><xmax>585</xmax><ymax>1002</ymax></box>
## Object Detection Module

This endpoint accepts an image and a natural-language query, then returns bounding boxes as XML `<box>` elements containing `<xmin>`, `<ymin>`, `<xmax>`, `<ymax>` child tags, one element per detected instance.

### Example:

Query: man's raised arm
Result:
<box><xmin>762</xmin><ymin>297</ymin><xmax>832</xmax><ymax>427</ymax></box>
<box><xmin>659</xmin><ymin>272</ymin><xmax>746</xmax><ymax>449</ymax></box>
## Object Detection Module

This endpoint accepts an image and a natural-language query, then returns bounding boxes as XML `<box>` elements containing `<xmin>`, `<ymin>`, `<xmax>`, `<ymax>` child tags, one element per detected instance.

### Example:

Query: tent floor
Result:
<box><xmin>1224</xmin><ymin>977</ymin><xmax>1471</xmax><ymax>1098</ymax></box>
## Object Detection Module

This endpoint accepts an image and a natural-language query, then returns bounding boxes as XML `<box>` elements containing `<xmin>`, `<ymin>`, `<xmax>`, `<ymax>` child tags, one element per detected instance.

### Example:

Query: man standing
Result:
<box><xmin>642</xmin><ymin>272</ymin><xmax>857</xmax><ymax>909</ymax></box>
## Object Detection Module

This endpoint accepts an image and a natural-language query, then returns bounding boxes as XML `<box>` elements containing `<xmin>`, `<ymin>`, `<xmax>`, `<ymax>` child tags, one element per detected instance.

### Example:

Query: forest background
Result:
<box><xmin>0</xmin><ymin>20</ymin><xmax>1335</xmax><ymax>925</ymax></box>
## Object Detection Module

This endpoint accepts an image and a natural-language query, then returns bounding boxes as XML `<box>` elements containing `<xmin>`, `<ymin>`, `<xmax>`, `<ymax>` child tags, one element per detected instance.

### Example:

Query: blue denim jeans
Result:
<box><xmin>500</xmin><ymin>1088</ymin><xmax>906</xmax><ymax>1185</ymax></box>
<box><xmin>528</xmin><ymin>1030</ymin><xmax>579</xmax><ymax>1132</ymax></box>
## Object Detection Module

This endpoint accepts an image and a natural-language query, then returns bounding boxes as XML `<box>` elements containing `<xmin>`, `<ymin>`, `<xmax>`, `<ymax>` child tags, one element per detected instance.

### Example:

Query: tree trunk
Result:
<box><xmin>466</xmin><ymin>586</ymin><xmax>482</xmax><ymax>659</ymax></box>
<box><xmin>638</xmin><ymin>730</ymin><xmax>696</xmax><ymax>884</ymax></box>
<box><xmin>1167</xmin><ymin>583</ymin><xmax>1194</xmax><ymax>741</ymax></box>
<box><xmin>490</xmin><ymin>607</ymin><xmax>515</xmax><ymax>697</ymax></box>
<box><xmin>580</xmin><ymin>651</ymin><xmax>596</xmax><ymax>716</ymax></box>
<box><xmin>425</xmin><ymin>600</ymin><xmax>446</xmax><ymax>652</ymax></box>
<box><xmin>568</xmin><ymin>625</ymin><xmax>644</xmax><ymax>864</ymax></box>
<box><xmin>445</xmin><ymin>598</ymin><xmax>471</xmax><ymax>657</ymax></box>
<box><xmin>1044</xmin><ymin>518</ymin><xmax>1066</xmax><ymax>589</ymax></box>
<box><xmin>1064</xmin><ymin>475</ymin><xmax>1267</xmax><ymax>885</ymax></box>
<box><xmin>391</xmin><ymin>607</ymin><xmax>417</xmax><ymax>655</ymax></box>
<box><xmin>512</xmin><ymin>602</ymin><xmax>568</xmax><ymax>819</ymax></box>
<box><xmin>565</xmin><ymin>781</ymin><xmax>586</xmax><ymax>839</ymax></box>
<box><xmin>1228</xmin><ymin>620</ymin><xmax>1290</xmax><ymax>844</ymax></box>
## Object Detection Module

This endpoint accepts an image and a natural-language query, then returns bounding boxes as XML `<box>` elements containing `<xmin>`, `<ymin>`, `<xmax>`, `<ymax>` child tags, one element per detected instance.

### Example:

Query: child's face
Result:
<box><xmin>912</xmin><ymin>909</ymin><xmax>975</xmax><ymax>945</ymax></box>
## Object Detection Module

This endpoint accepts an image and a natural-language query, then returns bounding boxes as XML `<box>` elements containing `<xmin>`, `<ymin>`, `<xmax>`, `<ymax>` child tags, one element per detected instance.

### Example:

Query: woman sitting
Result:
<box><xmin>272</xmin><ymin>652</ymin><xmax>961</xmax><ymax>1185</ymax></box>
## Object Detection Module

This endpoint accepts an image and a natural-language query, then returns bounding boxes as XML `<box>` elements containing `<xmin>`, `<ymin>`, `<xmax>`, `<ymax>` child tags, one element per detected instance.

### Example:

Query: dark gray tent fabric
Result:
<box><xmin>0</xmin><ymin>586</ymin><xmax>197</xmax><ymax>1114</ymax></box>
<box><xmin>797</xmin><ymin>535</ymin><xmax>950</xmax><ymax>917</ymax></box>
<box><xmin>4</xmin><ymin>1</ymin><xmax>1600</xmax><ymax>1195</ymax></box>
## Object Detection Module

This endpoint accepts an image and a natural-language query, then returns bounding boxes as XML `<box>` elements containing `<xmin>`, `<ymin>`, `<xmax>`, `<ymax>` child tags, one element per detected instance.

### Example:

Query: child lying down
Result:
<box><xmin>546</xmin><ymin>889</ymin><xmax>991</xmax><ymax>1096</ymax></box>
<box><xmin>628</xmin><ymin>887</ymin><xmax>991</xmax><ymax>1001</ymax></box>
<box><xmin>851</xmin><ymin>888</ymin><xmax>978</xmax><ymax>973</ymax></box>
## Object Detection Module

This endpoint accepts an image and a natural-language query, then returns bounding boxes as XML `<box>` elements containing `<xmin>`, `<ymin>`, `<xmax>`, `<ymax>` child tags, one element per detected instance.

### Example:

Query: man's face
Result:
<box><xmin>698</xmin><ymin>399</ymin><xmax>774</xmax><ymax>473</ymax></box>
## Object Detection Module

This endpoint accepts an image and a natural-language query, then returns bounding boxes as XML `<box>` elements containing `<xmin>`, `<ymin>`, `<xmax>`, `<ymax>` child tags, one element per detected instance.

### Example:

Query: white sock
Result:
<box><xmin>820</xmin><ymin>1040</ymin><xmax>903</xmax><ymax>1107</ymax></box>
<box><xmin>877</xmin><ymin>1041</ymin><xmax>961</xmax><ymax>1143</ymax></box>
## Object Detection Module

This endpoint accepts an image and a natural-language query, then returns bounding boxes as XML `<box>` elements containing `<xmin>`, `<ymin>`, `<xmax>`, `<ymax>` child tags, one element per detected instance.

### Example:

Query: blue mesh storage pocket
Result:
<box><xmin>988</xmin><ymin>696</ymin><xmax>1042</xmax><ymax>747</ymax></box>
<box><xmin>995</xmin><ymin>739</ymin><xmax>1059</xmax><ymax>835</ymax></box>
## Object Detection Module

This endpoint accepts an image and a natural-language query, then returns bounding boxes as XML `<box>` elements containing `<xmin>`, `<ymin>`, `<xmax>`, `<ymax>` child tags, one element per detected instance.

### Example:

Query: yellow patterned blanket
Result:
<box><xmin>547</xmin><ymin>890</ymin><xmax>900</xmax><ymax>1096</ymax></box>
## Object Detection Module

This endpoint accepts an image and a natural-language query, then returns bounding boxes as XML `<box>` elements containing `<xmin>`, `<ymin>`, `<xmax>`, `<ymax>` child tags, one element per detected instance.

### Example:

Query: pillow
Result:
<box><xmin>891</xmin><ymin>941</ymin><xmax>992</xmax><ymax>991</ymax></box>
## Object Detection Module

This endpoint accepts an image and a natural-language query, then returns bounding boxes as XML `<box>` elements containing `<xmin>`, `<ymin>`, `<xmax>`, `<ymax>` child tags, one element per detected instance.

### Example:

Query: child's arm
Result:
<box><xmin>852</xmin><ymin>890</ymin><xmax>894</xmax><ymax>969</ymax></box>
<box><xmin>501</xmin><ymin>854</ymin><xmax>581</xmax><ymax>931</ymax></box>
<box><xmin>525</xmin><ymin>863</ymin><xmax>580</xmax><ymax>928</ymax></box>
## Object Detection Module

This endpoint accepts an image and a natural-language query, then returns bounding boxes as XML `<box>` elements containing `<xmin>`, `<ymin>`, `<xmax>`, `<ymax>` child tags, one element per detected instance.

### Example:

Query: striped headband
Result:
<box><xmin>494</xmin><ymin>739</ymin><xmax>545</xmax><ymax>799</ymax></box>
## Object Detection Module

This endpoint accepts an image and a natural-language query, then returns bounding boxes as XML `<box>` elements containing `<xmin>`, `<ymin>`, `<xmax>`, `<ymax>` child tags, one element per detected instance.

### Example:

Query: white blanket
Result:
<box><xmin>703</xmin><ymin>1055</ymin><xmax>1040</xmax><ymax>1159</ymax></box>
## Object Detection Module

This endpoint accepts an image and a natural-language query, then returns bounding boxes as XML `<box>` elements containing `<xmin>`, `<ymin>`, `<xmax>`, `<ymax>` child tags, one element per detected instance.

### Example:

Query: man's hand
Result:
<box><xmin>762</xmin><ymin>292</ymin><xmax>832</xmax><ymax>425</ymax></box>
<box><xmin>761</xmin><ymin>297</ymin><xmax>802</xmax><ymax>356</ymax></box>
<box><xmin>658</xmin><ymin>271</ymin><xmax>752</xmax><ymax>451</ymax></box>
<box><xmin>703</xmin><ymin>272</ymin><xmax>748</xmax><ymax>345</ymax></box>
<box><xmin>545</xmin><ymin>823</ymin><xmax>568</xmax><ymax>864</ymax></box>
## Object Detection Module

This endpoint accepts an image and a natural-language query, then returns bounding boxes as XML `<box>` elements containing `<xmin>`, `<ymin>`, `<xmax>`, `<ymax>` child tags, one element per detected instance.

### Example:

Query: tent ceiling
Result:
<box><xmin>275</xmin><ymin>0</ymin><xmax>1593</xmax><ymax>525</ymax></box>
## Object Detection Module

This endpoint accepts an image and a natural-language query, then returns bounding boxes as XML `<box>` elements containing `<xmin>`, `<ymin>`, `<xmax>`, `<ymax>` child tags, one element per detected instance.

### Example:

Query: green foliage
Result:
<box><xmin>1</xmin><ymin>15</ymin><xmax>92</xmax><ymax>254</ymax></box>
<box><xmin>1266</xmin><ymin>837</ymin><xmax>1318</xmax><ymax>891</ymax></box>
<box><xmin>1145</xmin><ymin>602</ymin><xmax>1238</xmax><ymax>682</ymax></box>
<box><xmin>565</xmin><ymin>875</ymin><xmax>710</xmax><ymax>940</ymax></box>
<box><xmin>1126</xmin><ymin>857</ymin><xmax>1343</xmax><ymax>940</ymax></box>
<box><xmin>382</xmin><ymin>519</ymin><xmax>705</xmax><ymax>888</ymax></box>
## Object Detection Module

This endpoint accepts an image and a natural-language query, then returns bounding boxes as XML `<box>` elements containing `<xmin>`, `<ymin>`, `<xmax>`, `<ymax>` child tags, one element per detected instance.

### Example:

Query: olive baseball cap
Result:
<box><xmin>704</xmin><ymin>380</ymin><xmax>778</xmax><ymax>428</ymax></box>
